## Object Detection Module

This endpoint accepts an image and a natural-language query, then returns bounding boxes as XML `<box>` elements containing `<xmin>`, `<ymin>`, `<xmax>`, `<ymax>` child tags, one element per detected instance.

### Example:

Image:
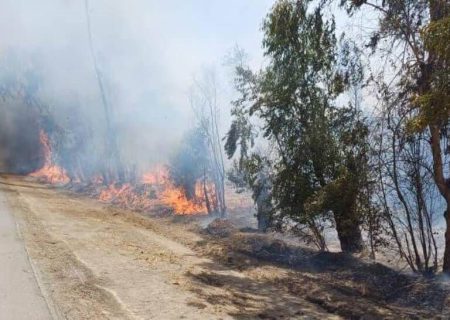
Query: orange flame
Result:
<box><xmin>98</xmin><ymin>165</ymin><xmax>209</xmax><ymax>215</ymax></box>
<box><xmin>30</xmin><ymin>130</ymin><xmax>70</xmax><ymax>184</ymax></box>
<box><xmin>141</xmin><ymin>164</ymin><xmax>168</xmax><ymax>185</ymax></box>
<box><xmin>98</xmin><ymin>183</ymin><xmax>153</xmax><ymax>211</ymax></box>
<box><xmin>160</xmin><ymin>181</ymin><xmax>208</xmax><ymax>215</ymax></box>
<box><xmin>143</xmin><ymin>166</ymin><xmax>208</xmax><ymax>215</ymax></box>
<box><xmin>30</xmin><ymin>133</ymin><xmax>210</xmax><ymax>215</ymax></box>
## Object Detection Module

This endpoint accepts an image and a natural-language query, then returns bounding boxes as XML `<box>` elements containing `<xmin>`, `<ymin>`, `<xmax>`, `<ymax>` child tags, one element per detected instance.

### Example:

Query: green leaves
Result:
<box><xmin>226</xmin><ymin>0</ymin><xmax>369</xmax><ymax>250</ymax></box>
<box><xmin>408</xmin><ymin>16</ymin><xmax>450</xmax><ymax>132</ymax></box>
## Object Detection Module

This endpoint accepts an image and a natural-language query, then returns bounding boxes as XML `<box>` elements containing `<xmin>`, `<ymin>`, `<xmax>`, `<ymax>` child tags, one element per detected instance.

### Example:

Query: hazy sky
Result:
<box><xmin>0</xmin><ymin>0</ymin><xmax>274</xmax><ymax>113</ymax></box>
<box><xmin>0</xmin><ymin>0</ymin><xmax>275</xmax><ymax>164</ymax></box>
<box><xmin>0</xmin><ymin>1</ymin><xmax>371</xmax><ymax>167</ymax></box>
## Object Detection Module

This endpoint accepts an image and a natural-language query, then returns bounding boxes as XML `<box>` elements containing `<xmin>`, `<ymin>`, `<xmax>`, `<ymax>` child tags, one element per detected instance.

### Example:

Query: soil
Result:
<box><xmin>1</xmin><ymin>174</ymin><xmax>449</xmax><ymax>319</ymax></box>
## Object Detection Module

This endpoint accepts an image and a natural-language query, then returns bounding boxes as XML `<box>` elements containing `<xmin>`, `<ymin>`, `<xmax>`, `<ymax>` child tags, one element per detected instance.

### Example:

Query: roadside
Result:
<box><xmin>0</xmin><ymin>180</ymin><xmax>51</xmax><ymax>320</ymax></box>
<box><xmin>0</xmin><ymin>175</ymin><xmax>335</xmax><ymax>319</ymax></box>
<box><xmin>1</xmin><ymin>174</ymin><xmax>449</xmax><ymax>319</ymax></box>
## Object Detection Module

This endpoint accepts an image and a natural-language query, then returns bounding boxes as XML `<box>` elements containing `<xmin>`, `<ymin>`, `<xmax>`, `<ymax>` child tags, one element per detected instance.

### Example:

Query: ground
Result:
<box><xmin>0</xmin><ymin>174</ymin><xmax>449</xmax><ymax>319</ymax></box>
<box><xmin>0</xmin><ymin>183</ymin><xmax>51</xmax><ymax>319</ymax></box>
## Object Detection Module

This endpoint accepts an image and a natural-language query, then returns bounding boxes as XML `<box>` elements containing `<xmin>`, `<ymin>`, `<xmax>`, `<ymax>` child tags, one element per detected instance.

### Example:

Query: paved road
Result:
<box><xmin>0</xmin><ymin>189</ymin><xmax>52</xmax><ymax>320</ymax></box>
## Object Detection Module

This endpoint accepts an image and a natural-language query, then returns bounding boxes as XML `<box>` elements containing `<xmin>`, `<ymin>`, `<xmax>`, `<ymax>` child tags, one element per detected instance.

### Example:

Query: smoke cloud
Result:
<box><xmin>0</xmin><ymin>0</ymin><xmax>273</xmax><ymax>173</ymax></box>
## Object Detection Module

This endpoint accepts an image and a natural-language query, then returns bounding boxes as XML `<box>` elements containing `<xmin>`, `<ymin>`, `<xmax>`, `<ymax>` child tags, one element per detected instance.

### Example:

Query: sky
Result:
<box><xmin>0</xmin><ymin>0</ymin><xmax>275</xmax><ymax>166</ymax></box>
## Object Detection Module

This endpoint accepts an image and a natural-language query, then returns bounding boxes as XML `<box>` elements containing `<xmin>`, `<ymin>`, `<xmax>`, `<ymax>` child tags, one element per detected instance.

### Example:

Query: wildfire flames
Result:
<box><xmin>30</xmin><ymin>130</ymin><xmax>70</xmax><ymax>184</ymax></box>
<box><xmin>141</xmin><ymin>165</ymin><xmax>208</xmax><ymax>214</ymax></box>
<box><xmin>31</xmin><ymin>132</ymin><xmax>208</xmax><ymax>215</ymax></box>
<box><xmin>160</xmin><ymin>180</ymin><xmax>208</xmax><ymax>215</ymax></box>
<box><xmin>100</xmin><ymin>167</ymin><xmax>208</xmax><ymax>215</ymax></box>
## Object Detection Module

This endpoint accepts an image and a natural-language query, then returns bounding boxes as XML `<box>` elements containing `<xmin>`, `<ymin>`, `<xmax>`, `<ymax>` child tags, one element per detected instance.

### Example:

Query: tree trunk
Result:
<box><xmin>203</xmin><ymin>171</ymin><xmax>213</xmax><ymax>215</ymax></box>
<box><xmin>334</xmin><ymin>211</ymin><xmax>364</xmax><ymax>253</ymax></box>
<box><xmin>256</xmin><ymin>200</ymin><xmax>271</xmax><ymax>232</ymax></box>
<box><xmin>428</xmin><ymin>0</ymin><xmax>450</xmax><ymax>273</ymax></box>
<box><xmin>444</xmin><ymin>207</ymin><xmax>450</xmax><ymax>271</ymax></box>
<box><xmin>430</xmin><ymin>125</ymin><xmax>450</xmax><ymax>273</ymax></box>
<box><xmin>257</xmin><ymin>208</ymin><xmax>270</xmax><ymax>232</ymax></box>
<box><xmin>85</xmin><ymin>0</ymin><xmax>122</xmax><ymax>183</ymax></box>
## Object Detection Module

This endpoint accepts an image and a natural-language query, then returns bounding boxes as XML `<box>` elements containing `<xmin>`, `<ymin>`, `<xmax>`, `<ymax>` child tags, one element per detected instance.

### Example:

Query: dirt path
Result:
<box><xmin>0</xmin><ymin>181</ymin><xmax>52</xmax><ymax>319</ymax></box>
<box><xmin>5</xmin><ymin>174</ymin><xmax>446</xmax><ymax>319</ymax></box>
<box><xmin>1</xmin><ymin>175</ymin><xmax>339</xmax><ymax>319</ymax></box>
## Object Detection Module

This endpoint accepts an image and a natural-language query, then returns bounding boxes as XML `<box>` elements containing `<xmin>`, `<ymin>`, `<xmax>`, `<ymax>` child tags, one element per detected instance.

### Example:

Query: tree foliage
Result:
<box><xmin>226</xmin><ymin>0</ymin><xmax>371</xmax><ymax>252</ymax></box>
<box><xmin>336</xmin><ymin>0</ymin><xmax>450</xmax><ymax>272</ymax></box>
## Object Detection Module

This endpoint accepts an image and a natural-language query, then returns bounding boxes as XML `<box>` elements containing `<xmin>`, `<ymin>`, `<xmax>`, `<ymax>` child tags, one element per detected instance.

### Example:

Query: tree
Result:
<box><xmin>228</xmin><ymin>153</ymin><xmax>274</xmax><ymax>232</ymax></box>
<box><xmin>226</xmin><ymin>0</ymin><xmax>371</xmax><ymax>253</ymax></box>
<box><xmin>85</xmin><ymin>0</ymin><xmax>123</xmax><ymax>184</ymax></box>
<box><xmin>169</xmin><ymin>127</ymin><xmax>210</xmax><ymax>203</ymax></box>
<box><xmin>224</xmin><ymin>47</ymin><xmax>274</xmax><ymax>232</ymax></box>
<box><xmin>337</xmin><ymin>0</ymin><xmax>450</xmax><ymax>272</ymax></box>
<box><xmin>374</xmin><ymin>92</ymin><xmax>439</xmax><ymax>273</ymax></box>
<box><xmin>190</xmin><ymin>69</ymin><xmax>227</xmax><ymax>217</ymax></box>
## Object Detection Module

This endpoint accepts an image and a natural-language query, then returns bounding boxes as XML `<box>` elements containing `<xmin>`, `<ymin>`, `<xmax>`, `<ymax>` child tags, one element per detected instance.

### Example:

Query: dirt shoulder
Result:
<box><xmin>1</xmin><ymin>174</ymin><xmax>449</xmax><ymax>319</ymax></box>
<box><xmin>0</xmin><ymin>181</ymin><xmax>52</xmax><ymax>319</ymax></box>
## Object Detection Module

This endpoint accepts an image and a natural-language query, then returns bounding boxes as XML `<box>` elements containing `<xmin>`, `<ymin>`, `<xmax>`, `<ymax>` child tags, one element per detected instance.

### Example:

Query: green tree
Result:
<box><xmin>338</xmin><ymin>0</ymin><xmax>450</xmax><ymax>272</ymax></box>
<box><xmin>226</xmin><ymin>0</ymin><xmax>371</xmax><ymax>253</ymax></box>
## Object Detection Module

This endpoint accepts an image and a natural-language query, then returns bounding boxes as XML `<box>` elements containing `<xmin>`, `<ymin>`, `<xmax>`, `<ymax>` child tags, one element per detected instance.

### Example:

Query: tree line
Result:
<box><xmin>225</xmin><ymin>0</ymin><xmax>450</xmax><ymax>274</ymax></box>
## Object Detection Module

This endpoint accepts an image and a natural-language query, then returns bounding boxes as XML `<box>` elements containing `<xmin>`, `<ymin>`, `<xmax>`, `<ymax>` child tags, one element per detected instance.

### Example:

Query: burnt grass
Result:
<box><xmin>38</xmin><ymin>182</ymin><xmax>450</xmax><ymax>319</ymax></box>
<box><xmin>191</xmin><ymin>219</ymin><xmax>450</xmax><ymax>319</ymax></box>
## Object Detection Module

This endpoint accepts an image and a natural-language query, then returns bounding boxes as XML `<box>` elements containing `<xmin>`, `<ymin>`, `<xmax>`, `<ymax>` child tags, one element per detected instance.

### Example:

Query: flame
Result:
<box><xmin>30</xmin><ymin>134</ymin><xmax>210</xmax><ymax>215</ymax></box>
<box><xmin>98</xmin><ymin>165</ymin><xmax>209</xmax><ymax>215</ymax></box>
<box><xmin>141</xmin><ymin>164</ymin><xmax>168</xmax><ymax>185</ymax></box>
<box><xmin>30</xmin><ymin>130</ymin><xmax>70</xmax><ymax>184</ymax></box>
<box><xmin>98</xmin><ymin>183</ymin><xmax>153</xmax><ymax>211</ymax></box>
<box><xmin>160</xmin><ymin>181</ymin><xmax>208</xmax><ymax>215</ymax></box>
<box><xmin>143</xmin><ymin>166</ymin><xmax>208</xmax><ymax>215</ymax></box>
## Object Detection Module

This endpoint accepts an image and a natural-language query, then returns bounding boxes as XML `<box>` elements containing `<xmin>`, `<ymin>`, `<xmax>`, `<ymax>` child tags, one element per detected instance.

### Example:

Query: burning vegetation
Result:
<box><xmin>30</xmin><ymin>130</ymin><xmax>70</xmax><ymax>184</ymax></box>
<box><xmin>98</xmin><ymin>166</ymin><xmax>211</xmax><ymax>215</ymax></box>
<box><xmin>29</xmin><ymin>129</ymin><xmax>214</xmax><ymax>215</ymax></box>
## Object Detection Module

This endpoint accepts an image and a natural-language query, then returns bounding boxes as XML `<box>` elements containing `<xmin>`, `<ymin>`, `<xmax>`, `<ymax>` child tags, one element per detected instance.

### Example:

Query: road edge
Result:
<box><xmin>5</xmin><ymin>180</ymin><xmax>64</xmax><ymax>320</ymax></box>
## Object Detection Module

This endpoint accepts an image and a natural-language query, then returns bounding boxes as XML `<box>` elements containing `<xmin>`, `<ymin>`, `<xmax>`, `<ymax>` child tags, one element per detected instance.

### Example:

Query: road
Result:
<box><xmin>0</xmin><ymin>175</ymin><xmax>240</xmax><ymax>319</ymax></box>
<box><xmin>1</xmin><ymin>174</ymin><xmax>445</xmax><ymax>319</ymax></box>
<box><xmin>0</xmin><ymin>174</ymin><xmax>341</xmax><ymax>319</ymax></box>
<box><xmin>0</xmin><ymin>182</ymin><xmax>51</xmax><ymax>319</ymax></box>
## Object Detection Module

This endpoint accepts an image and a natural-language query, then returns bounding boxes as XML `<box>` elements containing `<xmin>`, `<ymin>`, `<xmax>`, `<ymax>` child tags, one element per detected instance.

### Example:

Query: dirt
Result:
<box><xmin>0</xmin><ymin>174</ymin><xmax>449</xmax><ymax>319</ymax></box>
<box><xmin>0</xmin><ymin>186</ymin><xmax>52</xmax><ymax>319</ymax></box>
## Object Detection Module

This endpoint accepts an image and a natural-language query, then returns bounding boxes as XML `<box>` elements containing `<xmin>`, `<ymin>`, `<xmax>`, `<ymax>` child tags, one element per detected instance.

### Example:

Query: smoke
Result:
<box><xmin>0</xmin><ymin>0</ymin><xmax>273</xmax><ymax>174</ymax></box>
<box><xmin>0</xmin><ymin>97</ymin><xmax>43</xmax><ymax>173</ymax></box>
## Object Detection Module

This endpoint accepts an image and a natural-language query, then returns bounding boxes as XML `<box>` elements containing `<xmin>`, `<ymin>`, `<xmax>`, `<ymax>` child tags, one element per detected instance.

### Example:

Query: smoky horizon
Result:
<box><xmin>0</xmin><ymin>0</ymin><xmax>272</xmax><ymax>174</ymax></box>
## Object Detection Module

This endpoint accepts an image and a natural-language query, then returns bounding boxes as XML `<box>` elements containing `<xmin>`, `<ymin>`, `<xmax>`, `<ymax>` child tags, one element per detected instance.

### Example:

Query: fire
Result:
<box><xmin>139</xmin><ymin>165</ymin><xmax>208</xmax><ymax>215</ymax></box>
<box><xmin>145</xmin><ymin>166</ymin><xmax>209</xmax><ymax>215</ymax></box>
<box><xmin>141</xmin><ymin>165</ymin><xmax>168</xmax><ymax>185</ymax></box>
<box><xmin>30</xmin><ymin>130</ymin><xmax>70</xmax><ymax>184</ymax></box>
<box><xmin>160</xmin><ymin>181</ymin><xmax>208</xmax><ymax>215</ymax></box>
<box><xmin>96</xmin><ymin>165</ymin><xmax>209</xmax><ymax>215</ymax></box>
<box><xmin>98</xmin><ymin>183</ymin><xmax>153</xmax><ymax>212</ymax></box>
<box><xmin>30</xmin><ymin>134</ymin><xmax>210</xmax><ymax>215</ymax></box>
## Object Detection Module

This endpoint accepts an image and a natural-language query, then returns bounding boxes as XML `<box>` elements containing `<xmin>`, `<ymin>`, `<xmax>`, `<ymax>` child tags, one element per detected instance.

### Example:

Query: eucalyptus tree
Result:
<box><xmin>226</xmin><ymin>0</ymin><xmax>371</xmax><ymax>252</ymax></box>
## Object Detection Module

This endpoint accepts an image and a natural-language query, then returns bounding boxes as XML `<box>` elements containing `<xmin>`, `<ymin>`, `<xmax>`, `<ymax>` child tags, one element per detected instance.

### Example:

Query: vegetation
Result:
<box><xmin>226</xmin><ymin>0</ymin><xmax>371</xmax><ymax>253</ymax></box>
<box><xmin>1</xmin><ymin>0</ymin><xmax>449</xmax><ymax>276</ymax></box>
<box><xmin>336</xmin><ymin>0</ymin><xmax>450</xmax><ymax>272</ymax></box>
<box><xmin>226</xmin><ymin>0</ymin><xmax>450</xmax><ymax>274</ymax></box>
<box><xmin>190</xmin><ymin>70</ymin><xmax>227</xmax><ymax>217</ymax></box>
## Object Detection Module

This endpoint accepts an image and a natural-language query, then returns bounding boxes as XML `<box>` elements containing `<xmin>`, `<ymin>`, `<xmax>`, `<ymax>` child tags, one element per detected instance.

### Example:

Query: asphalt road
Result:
<box><xmin>0</xmin><ymin>188</ymin><xmax>51</xmax><ymax>320</ymax></box>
